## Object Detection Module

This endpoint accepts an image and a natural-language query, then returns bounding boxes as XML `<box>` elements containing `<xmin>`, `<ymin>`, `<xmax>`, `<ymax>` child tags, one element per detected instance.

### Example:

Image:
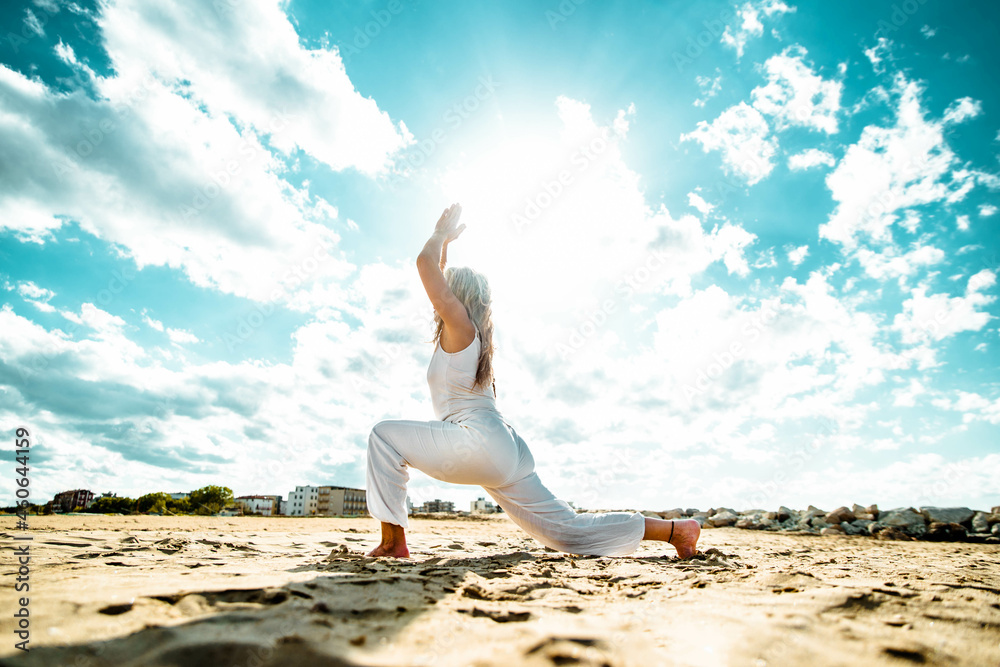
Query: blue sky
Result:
<box><xmin>1</xmin><ymin>0</ymin><xmax>998</xmax><ymax>512</ymax></box>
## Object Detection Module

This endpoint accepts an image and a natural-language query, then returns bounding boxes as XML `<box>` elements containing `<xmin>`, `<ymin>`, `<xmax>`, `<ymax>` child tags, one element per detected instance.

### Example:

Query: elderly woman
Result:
<box><xmin>365</xmin><ymin>203</ymin><xmax>700</xmax><ymax>559</ymax></box>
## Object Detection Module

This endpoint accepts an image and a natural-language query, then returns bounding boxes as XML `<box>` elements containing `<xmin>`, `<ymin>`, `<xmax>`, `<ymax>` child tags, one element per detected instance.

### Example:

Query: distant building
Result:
<box><xmin>53</xmin><ymin>489</ymin><xmax>95</xmax><ymax>512</ymax></box>
<box><xmin>317</xmin><ymin>486</ymin><xmax>367</xmax><ymax>517</ymax></box>
<box><xmin>287</xmin><ymin>486</ymin><xmax>318</xmax><ymax>516</ymax></box>
<box><xmin>471</xmin><ymin>497</ymin><xmax>496</xmax><ymax>513</ymax></box>
<box><xmin>406</xmin><ymin>496</ymin><xmax>413</xmax><ymax>516</ymax></box>
<box><xmin>235</xmin><ymin>495</ymin><xmax>283</xmax><ymax>516</ymax></box>
<box><xmin>286</xmin><ymin>485</ymin><xmax>367</xmax><ymax>517</ymax></box>
<box><xmin>169</xmin><ymin>492</ymin><xmax>190</xmax><ymax>501</ymax></box>
<box><xmin>420</xmin><ymin>499</ymin><xmax>454</xmax><ymax>513</ymax></box>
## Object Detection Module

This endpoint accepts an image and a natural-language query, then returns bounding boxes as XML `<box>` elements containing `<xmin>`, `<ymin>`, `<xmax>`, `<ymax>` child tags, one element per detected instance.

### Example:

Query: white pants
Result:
<box><xmin>365</xmin><ymin>413</ymin><xmax>646</xmax><ymax>556</ymax></box>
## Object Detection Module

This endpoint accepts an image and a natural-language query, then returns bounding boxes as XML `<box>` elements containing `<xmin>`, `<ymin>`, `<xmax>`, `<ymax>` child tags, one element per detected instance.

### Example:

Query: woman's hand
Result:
<box><xmin>434</xmin><ymin>203</ymin><xmax>466</xmax><ymax>244</ymax></box>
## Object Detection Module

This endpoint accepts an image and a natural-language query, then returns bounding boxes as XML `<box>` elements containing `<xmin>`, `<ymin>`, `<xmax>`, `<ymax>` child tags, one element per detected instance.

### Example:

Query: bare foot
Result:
<box><xmin>669</xmin><ymin>519</ymin><xmax>701</xmax><ymax>559</ymax></box>
<box><xmin>366</xmin><ymin>543</ymin><xmax>410</xmax><ymax>558</ymax></box>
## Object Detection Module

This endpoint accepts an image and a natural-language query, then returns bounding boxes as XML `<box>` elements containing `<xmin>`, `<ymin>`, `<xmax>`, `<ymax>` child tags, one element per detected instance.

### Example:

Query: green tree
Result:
<box><xmin>166</xmin><ymin>496</ymin><xmax>191</xmax><ymax>514</ymax></box>
<box><xmin>87</xmin><ymin>496</ymin><xmax>136</xmax><ymax>514</ymax></box>
<box><xmin>188</xmin><ymin>485</ymin><xmax>234</xmax><ymax>515</ymax></box>
<box><xmin>136</xmin><ymin>492</ymin><xmax>171</xmax><ymax>514</ymax></box>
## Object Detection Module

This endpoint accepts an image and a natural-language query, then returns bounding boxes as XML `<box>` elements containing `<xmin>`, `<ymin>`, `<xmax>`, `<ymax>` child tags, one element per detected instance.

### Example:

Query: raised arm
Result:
<box><xmin>416</xmin><ymin>204</ymin><xmax>475</xmax><ymax>352</ymax></box>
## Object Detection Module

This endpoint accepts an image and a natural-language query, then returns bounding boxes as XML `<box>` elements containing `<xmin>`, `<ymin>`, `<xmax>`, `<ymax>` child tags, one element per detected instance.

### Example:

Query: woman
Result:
<box><xmin>365</xmin><ymin>203</ymin><xmax>700</xmax><ymax>559</ymax></box>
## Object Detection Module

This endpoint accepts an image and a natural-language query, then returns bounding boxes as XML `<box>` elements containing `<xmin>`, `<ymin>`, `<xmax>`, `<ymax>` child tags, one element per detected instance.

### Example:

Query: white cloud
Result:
<box><xmin>166</xmin><ymin>328</ymin><xmax>199</xmax><ymax>345</ymax></box>
<box><xmin>900</xmin><ymin>210</ymin><xmax>920</xmax><ymax>233</ymax></box>
<box><xmin>864</xmin><ymin>37</ymin><xmax>892</xmax><ymax>74</ymax></box>
<box><xmin>753</xmin><ymin>248</ymin><xmax>777</xmax><ymax>269</ymax></box>
<box><xmin>143</xmin><ymin>314</ymin><xmax>165</xmax><ymax>331</ymax></box>
<box><xmin>855</xmin><ymin>244</ymin><xmax>945</xmax><ymax>282</ymax></box>
<box><xmin>16</xmin><ymin>281</ymin><xmax>55</xmax><ymax>302</ymax></box>
<box><xmin>920</xmin><ymin>25</ymin><xmax>936</xmax><ymax>39</ymax></box>
<box><xmin>0</xmin><ymin>58</ymin><xmax>354</xmax><ymax>303</ymax></box>
<box><xmin>681</xmin><ymin>102</ymin><xmax>777</xmax><ymax>185</ymax></box>
<box><xmin>933</xmin><ymin>391</ymin><xmax>1000</xmax><ymax>425</ymax></box>
<box><xmin>97</xmin><ymin>0</ymin><xmax>410</xmax><ymax>175</ymax></box>
<box><xmin>892</xmin><ymin>270</ymin><xmax>996</xmax><ymax>345</ymax></box>
<box><xmin>14</xmin><ymin>281</ymin><xmax>56</xmax><ymax>312</ymax></box>
<box><xmin>893</xmin><ymin>378</ymin><xmax>925</xmax><ymax>407</ymax></box>
<box><xmin>687</xmin><ymin>191</ymin><xmax>715</xmax><ymax>215</ymax></box>
<box><xmin>720</xmin><ymin>0</ymin><xmax>796</xmax><ymax>59</ymax></box>
<box><xmin>23</xmin><ymin>8</ymin><xmax>45</xmax><ymax>37</ymax></box>
<box><xmin>956</xmin><ymin>215</ymin><xmax>970</xmax><ymax>231</ymax></box>
<box><xmin>440</xmin><ymin>96</ymin><xmax>759</xmax><ymax>324</ymax></box>
<box><xmin>979</xmin><ymin>204</ymin><xmax>997</xmax><ymax>217</ymax></box>
<box><xmin>942</xmin><ymin>97</ymin><xmax>982</xmax><ymax>125</ymax></box>
<box><xmin>751</xmin><ymin>45</ymin><xmax>843</xmax><ymax>133</ymax></box>
<box><xmin>787</xmin><ymin>148</ymin><xmax>835</xmax><ymax>170</ymax></box>
<box><xmin>0</xmin><ymin>0</ymin><xmax>425</xmax><ymax>304</ymax></box>
<box><xmin>693</xmin><ymin>71</ymin><xmax>722</xmax><ymax>108</ymax></box>
<box><xmin>787</xmin><ymin>244</ymin><xmax>809</xmax><ymax>265</ymax></box>
<box><xmin>819</xmin><ymin>74</ymin><xmax>983</xmax><ymax>249</ymax></box>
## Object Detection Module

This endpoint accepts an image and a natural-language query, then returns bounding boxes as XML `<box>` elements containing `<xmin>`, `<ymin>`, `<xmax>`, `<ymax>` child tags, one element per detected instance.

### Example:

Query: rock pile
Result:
<box><xmin>651</xmin><ymin>505</ymin><xmax>1000</xmax><ymax>543</ymax></box>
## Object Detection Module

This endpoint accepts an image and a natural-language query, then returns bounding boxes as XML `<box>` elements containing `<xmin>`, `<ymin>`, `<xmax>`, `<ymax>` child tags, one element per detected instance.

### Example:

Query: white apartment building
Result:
<box><xmin>286</xmin><ymin>485</ymin><xmax>319</xmax><ymax>516</ymax></box>
<box><xmin>284</xmin><ymin>485</ymin><xmax>367</xmax><ymax>516</ymax></box>
<box><xmin>471</xmin><ymin>497</ymin><xmax>496</xmax><ymax>513</ymax></box>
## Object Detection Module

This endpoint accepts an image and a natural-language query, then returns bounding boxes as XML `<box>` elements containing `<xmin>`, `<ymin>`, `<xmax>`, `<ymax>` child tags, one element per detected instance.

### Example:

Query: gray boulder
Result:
<box><xmin>994</xmin><ymin>523</ymin><xmax>1000</xmax><ymax>537</ymax></box>
<box><xmin>920</xmin><ymin>506</ymin><xmax>974</xmax><ymax>525</ymax></box>
<box><xmin>993</xmin><ymin>506</ymin><xmax>1000</xmax><ymax>515</ymax></box>
<box><xmin>972</xmin><ymin>512</ymin><xmax>990</xmax><ymax>534</ymax></box>
<box><xmin>878</xmin><ymin>508</ymin><xmax>927</xmax><ymax>537</ymax></box>
<box><xmin>809</xmin><ymin>516</ymin><xmax>830</xmax><ymax>530</ymax></box>
<box><xmin>685</xmin><ymin>508</ymin><xmax>700</xmax><ymax>516</ymax></box>
<box><xmin>804</xmin><ymin>505</ymin><xmax>826</xmax><ymax>519</ymax></box>
<box><xmin>846</xmin><ymin>519</ymin><xmax>874</xmax><ymax>535</ymax></box>
<box><xmin>706</xmin><ymin>510</ymin><xmax>738</xmax><ymax>527</ymax></box>
<box><xmin>820</xmin><ymin>525</ymin><xmax>844</xmax><ymax>536</ymax></box>
<box><xmin>825</xmin><ymin>506</ymin><xmax>856</xmax><ymax>524</ymax></box>
<box><xmin>776</xmin><ymin>506</ymin><xmax>794</xmax><ymax>522</ymax></box>
<box><xmin>925</xmin><ymin>522</ymin><xmax>967</xmax><ymax>542</ymax></box>
<box><xmin>842</xmin><ymin>520</ymin><xmax>871</xmax><ymax>536</ymax></box>
<box><xmin>660</xmin><ymin>508</ymin><xmax>684</xmax><ymax>520</ymax></box>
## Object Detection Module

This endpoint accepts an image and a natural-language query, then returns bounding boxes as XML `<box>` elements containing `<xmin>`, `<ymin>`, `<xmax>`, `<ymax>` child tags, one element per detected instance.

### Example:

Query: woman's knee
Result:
<box><xmin>369</xmin><ymin>420</ymin><xmax>398</xmax><ymax>445</ymax></box>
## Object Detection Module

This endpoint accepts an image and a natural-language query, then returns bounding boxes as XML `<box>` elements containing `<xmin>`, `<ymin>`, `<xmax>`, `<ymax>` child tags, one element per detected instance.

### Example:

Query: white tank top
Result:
<box><xmin>426</xmin><ymin>328</ymin><xmax>499</xmax><ymax>422</ymax></box>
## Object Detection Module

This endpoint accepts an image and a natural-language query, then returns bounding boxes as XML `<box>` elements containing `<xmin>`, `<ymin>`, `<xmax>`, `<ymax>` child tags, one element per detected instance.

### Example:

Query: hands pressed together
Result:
<box><xmin>434</xmin><ymin>203</ymin><xmax>466</xmax><ymax>245</ymax></box>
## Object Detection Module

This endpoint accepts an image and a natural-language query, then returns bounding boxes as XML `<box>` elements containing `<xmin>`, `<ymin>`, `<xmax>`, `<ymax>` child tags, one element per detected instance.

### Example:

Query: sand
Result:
<box><xmin>1</xmin><ymin>514</ymin><xmax>998</xmax><ymax>666</ymax></box>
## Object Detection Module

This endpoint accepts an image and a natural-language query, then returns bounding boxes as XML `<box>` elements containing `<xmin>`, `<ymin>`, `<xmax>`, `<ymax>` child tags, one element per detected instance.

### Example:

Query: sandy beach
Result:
<box><xmin>1</xmin><ymin>514</ymin><xmax>998</xmax><ymax>666</ymax></box>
